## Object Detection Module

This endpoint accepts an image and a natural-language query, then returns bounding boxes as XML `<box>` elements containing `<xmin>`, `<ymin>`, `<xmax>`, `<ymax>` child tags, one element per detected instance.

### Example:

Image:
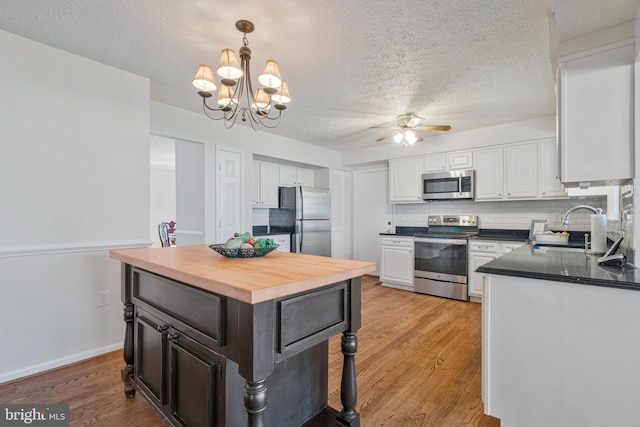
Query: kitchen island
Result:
<box><xmin>109</xmin><ymin>245</ymin><xmax>376</xmax><ymax>427</ymax></box>
<box><xmin>477</xmin><ymin>245</ymin><xmax>640</xmax><ymax>427</ymax></box>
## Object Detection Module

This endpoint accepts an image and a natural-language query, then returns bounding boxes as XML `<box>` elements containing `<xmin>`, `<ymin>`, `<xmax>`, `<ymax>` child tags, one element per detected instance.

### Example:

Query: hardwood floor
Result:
<box><xmin>0</xmin><ymin>275</ymin><xmax>499</xmax><ymax>427</ymax></box>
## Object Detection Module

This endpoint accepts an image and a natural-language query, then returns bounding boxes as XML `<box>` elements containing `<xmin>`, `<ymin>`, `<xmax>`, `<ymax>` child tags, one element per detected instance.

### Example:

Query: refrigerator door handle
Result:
<box><xmin>299</xmin><ymin>220</ymin><xmax>303</xmax><ymax>252</ymax></box>
<box><xmin>298</xmin><ymin>186</ymin><xmax>304</xmax><ymax>252</ymax></box>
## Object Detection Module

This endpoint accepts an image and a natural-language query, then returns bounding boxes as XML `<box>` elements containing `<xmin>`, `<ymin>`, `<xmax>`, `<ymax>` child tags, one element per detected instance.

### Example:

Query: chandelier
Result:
<box><xmin>191</xmin><ymin>20</ymin><xmax>291</xmax><ymax>130</ymax></box>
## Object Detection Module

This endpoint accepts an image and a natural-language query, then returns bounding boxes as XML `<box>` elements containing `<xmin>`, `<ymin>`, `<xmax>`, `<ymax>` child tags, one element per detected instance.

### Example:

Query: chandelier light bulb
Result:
<box><xmin>217</xmin><ymin>84</ymin><xmax>238</xmax><ymax>107</ymax></box>
<box><xmin>271</xmin><ymin>81</ymin><xmax>291</xmax><ymax>104</ymax></box>
<box><xmin>258</xmin><ymin>60</ymin><xmax>282</xmax><ymax>89</ymax></box>
<box><xmin>252</xmin><ymin>88</ymin><xmax>271</xmax><ymax>110</ymax></box>
<box><xmin>192</xmin><ymin>65</ymin><xmax>217</xmax><ymax>92</ymax></box>
<box><xmin>393</xmin><ymin>132</ymin><xmax>404</xmax><ymax>144</ymax></box>
<box><xmin>216</xmin><ymin>49</ymin><xmax>243</xmax><ymax>80</ymax></box>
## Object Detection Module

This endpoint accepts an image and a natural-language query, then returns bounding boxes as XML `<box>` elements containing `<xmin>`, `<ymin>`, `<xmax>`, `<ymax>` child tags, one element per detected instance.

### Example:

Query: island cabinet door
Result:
<box><xmin>167</xmin><ymin>329</ymin><xmax>226</xmax><ymax>427</ymax></box>
<box><xmin>135</xmin><ymin>310</ymin><xmax>168</xmax><ymax>408</ymax></box>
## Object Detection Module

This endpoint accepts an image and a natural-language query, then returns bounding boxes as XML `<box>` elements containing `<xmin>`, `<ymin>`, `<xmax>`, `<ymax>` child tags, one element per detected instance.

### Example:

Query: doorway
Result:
<box><xmin>150</xmin><ymin>135</ymin><xmax>176</xmax><ymax>247</ymax></box>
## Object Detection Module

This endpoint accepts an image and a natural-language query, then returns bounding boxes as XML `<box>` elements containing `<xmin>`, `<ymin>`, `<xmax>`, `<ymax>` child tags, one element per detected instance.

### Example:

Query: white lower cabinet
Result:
<box><xmin>270</xmin><ymin>234</ymin><xmax>291</xmax><ymax>252</ymax></box>
<box><xmin>468</xmin><ymin>240</ymin><xmax>525</xmax><ymax>302</ymax></box>
<box><xmin>380</xmin><ymin>236</ymin><xmax>414</xmax><ymax>291</ymax></box>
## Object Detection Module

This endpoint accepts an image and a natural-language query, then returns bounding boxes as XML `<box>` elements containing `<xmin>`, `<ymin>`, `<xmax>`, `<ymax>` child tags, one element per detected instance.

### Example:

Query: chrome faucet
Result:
<box><xmin>561</xmin><ymin>205</ymin><xmax>602</xmax><ymax>226</ymax></box>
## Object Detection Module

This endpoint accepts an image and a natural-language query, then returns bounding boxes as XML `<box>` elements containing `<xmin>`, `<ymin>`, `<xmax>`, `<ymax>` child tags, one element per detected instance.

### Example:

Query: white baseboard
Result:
<box><xmin>0</xmin><ymin>342</ymin><xmax>123</xmax><ymax>385</ymax></box>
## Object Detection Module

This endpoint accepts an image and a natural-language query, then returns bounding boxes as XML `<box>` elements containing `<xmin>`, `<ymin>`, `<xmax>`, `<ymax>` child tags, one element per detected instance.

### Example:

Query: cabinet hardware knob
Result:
<box><xmin>156</xmin><ymin>325</ymin><xmax>168</xmax><ymax>332</ymax></box>
<box><xmin>168</xmin><ymin>333</ymin><xmax>178</xmax><ymax>341</ymax></box>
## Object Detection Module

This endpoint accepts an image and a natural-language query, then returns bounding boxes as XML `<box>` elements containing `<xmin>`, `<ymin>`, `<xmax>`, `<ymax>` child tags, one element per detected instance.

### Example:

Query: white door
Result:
<box><xmin>216</xmin><ymin>147</ymin><xmax>243</xmax><ymax>243</ymax></box>
<box><xmin>353</xmin><ymin>166</ymin><xmax>393</xmax><ymax>275</ymax></box>
<box><xmin>332</xmin><ymin>169</ymin><xmax>353</xmax><ymax>259</ymax></box>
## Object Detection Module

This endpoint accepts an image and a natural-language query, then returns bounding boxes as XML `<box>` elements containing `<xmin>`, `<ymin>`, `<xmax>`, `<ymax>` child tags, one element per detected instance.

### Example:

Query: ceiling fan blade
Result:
<box><xmin>414</xmin><ymin>125</ymin><xmax>451</xmax><ymax>131</ymax></box>
<box><xmin>369</xmin><ymin>125</ymin><xmax>395</xmax><ymax>129</ymax></box>
<box><xmin>375</xmin><ymin>132</ymin><xmax>397</xmax><ymax>142</ymax></box>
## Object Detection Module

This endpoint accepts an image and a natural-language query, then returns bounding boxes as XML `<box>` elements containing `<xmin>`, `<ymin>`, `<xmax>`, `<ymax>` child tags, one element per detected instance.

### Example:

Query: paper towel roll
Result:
<box><xmin>590</xmin><ymin>214</ymin><xmax>607</xmax><ymax>254</ymax></box>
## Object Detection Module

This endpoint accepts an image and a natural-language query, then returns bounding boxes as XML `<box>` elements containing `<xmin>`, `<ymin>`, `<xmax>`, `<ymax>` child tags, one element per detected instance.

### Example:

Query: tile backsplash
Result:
<box><xmin>394</xmin><ymin>197</ymin><xmax>607</xmax><ymax>232</ymax></box>
<box><xmin>252</xmin><ymin>208</ymin><xmax>270</xmax><ymax>226</ymax></box>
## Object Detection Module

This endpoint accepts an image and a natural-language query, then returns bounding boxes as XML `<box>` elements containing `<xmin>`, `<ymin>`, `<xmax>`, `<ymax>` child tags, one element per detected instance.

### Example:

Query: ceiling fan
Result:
<box><xmin>372</xmin><ymin>113</ymin><xmax>451</xmax><ymax>146</ymax></box>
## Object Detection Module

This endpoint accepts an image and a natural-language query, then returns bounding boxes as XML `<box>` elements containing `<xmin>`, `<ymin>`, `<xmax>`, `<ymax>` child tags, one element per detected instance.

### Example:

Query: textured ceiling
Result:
<box><xmin>0</xmin><ymin>0</ymin><xmax>636</xmax><ymax>152</ymax></box>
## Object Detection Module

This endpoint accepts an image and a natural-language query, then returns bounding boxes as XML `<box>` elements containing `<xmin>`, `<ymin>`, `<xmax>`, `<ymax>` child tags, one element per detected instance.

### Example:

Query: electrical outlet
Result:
<box><xmin>97</xmin><ymin>290</ymin><xmax>110</xmax><ymax>308</ymax></box>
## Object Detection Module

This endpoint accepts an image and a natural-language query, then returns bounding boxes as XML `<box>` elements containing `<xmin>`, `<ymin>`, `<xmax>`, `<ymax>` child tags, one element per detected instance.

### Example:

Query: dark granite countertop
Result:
<box><xmin>477</xmin><ymin>245</ymin><xmax>640</xmax><ymax>291</ymax></box>
<box><xmin>381</xmin><ymin>227</ymin><xmax>589</xmax><ymax>244</ymax></box>
<box><xmin>379</xmin><ymin>226</ymin><xmax>429</xmax><ymax>236</ymax></box>
<box><xmin>473</xmin><ymin>229</ymin><xmax>529</xmax><ymax>242</ymax></box>
<box><xmin>252</xmin><ymin>226</ymin><xmax>292</xmax><ymax>237</ymax></box>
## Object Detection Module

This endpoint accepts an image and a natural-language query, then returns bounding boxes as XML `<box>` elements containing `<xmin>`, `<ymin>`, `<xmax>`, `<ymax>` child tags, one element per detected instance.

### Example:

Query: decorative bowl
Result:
<box><xmin>209</xmin><ymin>244</ymin><xmax>278</xmax><ymax>258</ymax></box>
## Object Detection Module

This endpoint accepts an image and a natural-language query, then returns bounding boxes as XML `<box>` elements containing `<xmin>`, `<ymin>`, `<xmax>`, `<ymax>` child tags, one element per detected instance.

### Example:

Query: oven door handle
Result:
<box><xmin>415</xmin><ymin>237</ymin><xmax>468</xmax><ymax>245</ymax></box>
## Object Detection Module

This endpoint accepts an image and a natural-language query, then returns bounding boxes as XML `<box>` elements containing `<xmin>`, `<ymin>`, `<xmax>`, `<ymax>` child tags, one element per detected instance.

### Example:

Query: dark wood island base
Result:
<box><xmin>110</xmin><ymin>245</ymin><xmax>375</xmax><ymax>427</ymax></box>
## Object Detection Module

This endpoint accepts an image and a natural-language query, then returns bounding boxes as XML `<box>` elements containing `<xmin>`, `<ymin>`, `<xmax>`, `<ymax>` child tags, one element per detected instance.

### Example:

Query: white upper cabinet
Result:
<box><xmin>557</xmin><ymin>41</ymin><xmax>634</xmax><ymax>187</ymax></box>
<box><xmin>253</xmin><ymin>161</ymin><xmax>280</xmax><ymax>208</ymax></box>
<box><xmin>448</xmin><ymin>151</ymin><xmax>474</xmax><ymax>170</ymax></box>
<box><xmin>279</xmin><ymin>165</ymin><xmax>314</xmax><ymax>187</ymax></box>
<box><xmin>391</xmin><ymin>141</ymin><xmax>567</xmax><ymax>203</ymax></box>
<box><xmin>538</xmin><ymin>139</ymin><xmax>566</xmax><ymax>198</ymax></box>
<box><xmin>389</xmin><ymin>157</ymin><xmax>423</xmax><ymax>203</ymax></box>
<box><xmin>422</xmin><ymin>151</ymin><xmax>473</xmax><ymax>173</ymax></box>
<box><xmin>475</xmin><ymin>147</ymin><xmax>504</xmax><ymax>200</ymax></box>
<box><xmin>476</xmin><ymin>142</ymin><xmax>555</xmax><ymax>201</ymax></box>
<box><xmin>505</xmin><ymin>142</ymin><xmax>537</xmax><ymax>199</ymax></box>
<box><xmin>422</xmin><ymin>154</ymin><xmax>447</xmax><ymax>172</ymax></box>
<box><xmin>296</xmin><ymin>168</ymin><xmax>314</xmax><ymax>187</ymax></box>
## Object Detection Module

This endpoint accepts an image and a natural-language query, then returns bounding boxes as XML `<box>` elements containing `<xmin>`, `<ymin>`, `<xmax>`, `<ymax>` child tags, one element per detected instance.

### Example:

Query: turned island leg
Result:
<box><xmin>121</xmin><ymin>303</ymin><xmax>136</xmax><ymax>398</ymax></box>
<box><xmin>244</xmin><ymin>379</ymin><xmax>268</xmax><ymax>427</ymax></box>
<box><xmin>338</xmin><ymin>331</ymin><xmax>360</xmax><ymax>426</ymax></box>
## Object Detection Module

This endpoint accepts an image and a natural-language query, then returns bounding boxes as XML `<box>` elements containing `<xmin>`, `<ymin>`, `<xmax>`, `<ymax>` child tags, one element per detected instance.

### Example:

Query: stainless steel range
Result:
<box><xmin>414</xmin><ymin>215</ymin><xmax>478</xmax><ymax>301</ymax></box>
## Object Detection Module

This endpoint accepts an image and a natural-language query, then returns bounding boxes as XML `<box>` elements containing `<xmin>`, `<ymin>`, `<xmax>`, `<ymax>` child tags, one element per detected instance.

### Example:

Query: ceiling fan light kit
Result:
<box><xmin>191</xmin><ymin>20</ymin><xmax>291</xmax><ymax>129</ymax></box>
<box><xmin>394</xmin><ymin>130</ymin><xmax>418</xmax><ymax>146</ymax></box>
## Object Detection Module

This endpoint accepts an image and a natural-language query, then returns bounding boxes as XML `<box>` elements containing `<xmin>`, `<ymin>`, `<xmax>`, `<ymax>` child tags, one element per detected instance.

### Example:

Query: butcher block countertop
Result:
<box><xmin>110</xmin><ymin>244</ymin><xmax>376</xmax><ymax>304</ymax></box>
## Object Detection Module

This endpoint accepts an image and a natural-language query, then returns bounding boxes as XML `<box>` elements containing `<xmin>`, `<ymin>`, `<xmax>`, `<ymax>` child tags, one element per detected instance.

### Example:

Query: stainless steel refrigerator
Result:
<box><xmin>271</xmin><ymin>186</ymin><xmax>331</xmax><ymax>257</ymax></box>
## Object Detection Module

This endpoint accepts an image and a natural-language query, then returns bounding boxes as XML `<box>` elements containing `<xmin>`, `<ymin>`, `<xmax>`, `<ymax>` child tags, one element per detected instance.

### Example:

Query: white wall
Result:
<box><xmin>0</xmin><ymin>30</ymin><xmax>150</xmax><ymax>382</ymax></box>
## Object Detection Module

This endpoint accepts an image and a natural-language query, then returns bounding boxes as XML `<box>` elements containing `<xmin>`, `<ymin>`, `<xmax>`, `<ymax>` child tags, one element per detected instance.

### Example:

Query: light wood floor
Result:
<box><xmin>0</xmin><ymin>276</ymin><xmax>499</xmax><ymax>427</ymax></box>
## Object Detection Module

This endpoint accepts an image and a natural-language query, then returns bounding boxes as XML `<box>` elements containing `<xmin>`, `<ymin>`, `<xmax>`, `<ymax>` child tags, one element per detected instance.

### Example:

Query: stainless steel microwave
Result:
<box><xmin>422</xmin><ymin>169</ymin><xmax>475</xmax><ymax>200</ymax></box>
